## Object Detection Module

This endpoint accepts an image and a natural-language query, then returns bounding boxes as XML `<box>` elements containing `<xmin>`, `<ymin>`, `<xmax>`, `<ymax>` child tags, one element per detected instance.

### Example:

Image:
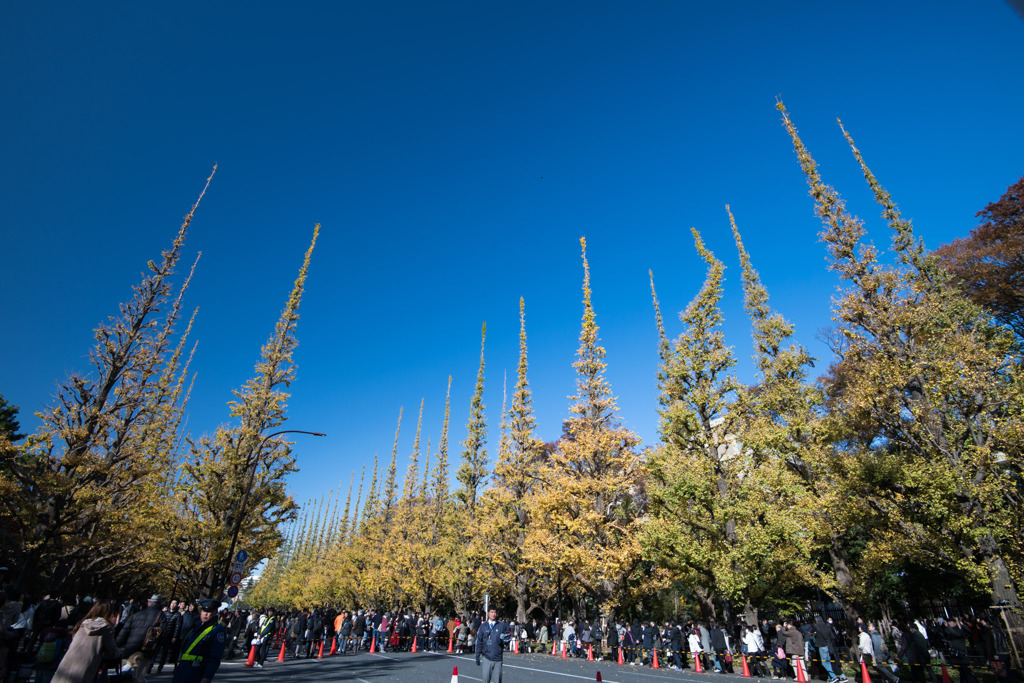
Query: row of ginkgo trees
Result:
<box><xmin>0</xmin><ymin>168</ymin><xmax>322</xmax><ymax>601</ymax></box>
<box><xmin>247</xmin><ymin>105</ymin><xmax>1023</xmax><ymax>643</ymax></box>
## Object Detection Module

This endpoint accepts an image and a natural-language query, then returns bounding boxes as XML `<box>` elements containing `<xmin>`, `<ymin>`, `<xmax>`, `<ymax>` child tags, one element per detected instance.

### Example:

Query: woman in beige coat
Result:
<box><xmin>53</xmin><ymin>600</ymin><xmax>122</xmax><ymax>683</ymax></box>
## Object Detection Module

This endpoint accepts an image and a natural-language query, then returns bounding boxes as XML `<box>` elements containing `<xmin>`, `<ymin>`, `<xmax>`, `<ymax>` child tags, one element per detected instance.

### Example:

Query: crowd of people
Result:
<box><xmin>228</xmin><ymin>603</ymin><xmax>1016</xmax><ymax>683</ymax></box>
<box><xmin>0</xmin><ymin>587</ymin><xmax>225</xmax><ymax>683</ymax></box>
<box><xmin>0</xmin><ymin>578</ymin><xmax>1018</xmax><ymax>683</ymax></box>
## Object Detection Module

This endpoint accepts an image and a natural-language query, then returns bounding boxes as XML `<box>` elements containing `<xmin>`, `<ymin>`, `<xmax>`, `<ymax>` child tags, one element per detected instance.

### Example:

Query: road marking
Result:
<box><xmin>440</xmin><ymin>654</ymin><xmax>624</xmax><ymax>681</ymax></box>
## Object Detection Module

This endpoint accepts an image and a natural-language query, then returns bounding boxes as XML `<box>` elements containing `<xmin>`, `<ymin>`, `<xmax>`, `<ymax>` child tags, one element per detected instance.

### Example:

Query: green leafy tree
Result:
<box><xmin>0</xmin><ymin>395</ymin><xmax>24</xmax><ymax>442</ymax></box>
<box><xmin>779</xmin><ymin>102</ymin><xmax>1024</xmax><ymax>628</ymax></box>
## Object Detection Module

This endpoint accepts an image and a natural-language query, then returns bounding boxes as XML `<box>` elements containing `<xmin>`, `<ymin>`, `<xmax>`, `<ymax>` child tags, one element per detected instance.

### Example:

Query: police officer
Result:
<box><xmin>173</xmin><ymin>599</ymin><xmax>226</xmax><ymax>683</ymax></box>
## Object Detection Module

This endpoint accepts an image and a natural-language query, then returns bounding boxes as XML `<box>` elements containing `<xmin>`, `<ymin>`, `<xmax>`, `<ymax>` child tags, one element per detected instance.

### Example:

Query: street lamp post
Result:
<box><xmin>221</xmin><ymin>428</ymin><xmax>325</xmax><ymax>596</ymax></box>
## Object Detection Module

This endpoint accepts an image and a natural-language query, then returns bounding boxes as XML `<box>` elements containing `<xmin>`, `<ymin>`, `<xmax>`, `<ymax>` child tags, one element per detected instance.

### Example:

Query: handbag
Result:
<box><xmin>140</xmin><ymin>611</ymin><xmax>164</xmax><ymax>654</ymax></box>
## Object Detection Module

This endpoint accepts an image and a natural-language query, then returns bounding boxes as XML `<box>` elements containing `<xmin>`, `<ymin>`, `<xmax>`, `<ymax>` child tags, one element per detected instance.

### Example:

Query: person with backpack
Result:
<box><xmin>34</xmin><ymin>622</ymin><xmax>70</xmax><ymax>683</ymax></box>
<box><xmin>52</xmin><ymin>600</ymin><xmax>121</xmax><ymax>683</ymax></box>
<box><xmin>115</xmin><ymin>595</ymin><xmax>166</xmax><ymax>683</ymax></box>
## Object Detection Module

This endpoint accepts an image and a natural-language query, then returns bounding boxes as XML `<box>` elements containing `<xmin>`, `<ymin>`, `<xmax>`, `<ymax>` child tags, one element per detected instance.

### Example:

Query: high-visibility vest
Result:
<box><xmin>179</xmin><ymin>625</ymin><xmax>216</xmax><ymax>663</ymax></box>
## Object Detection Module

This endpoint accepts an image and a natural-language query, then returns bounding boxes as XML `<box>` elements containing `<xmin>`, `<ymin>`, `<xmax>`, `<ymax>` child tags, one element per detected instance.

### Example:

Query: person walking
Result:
<box><xmin>154</xmin><ymin>599</ymin><xmax>183</xmax><ymax>675</ymax></box>
<box><xmin>115</xmin><ymin>594</ymin><xmax>167</xmax><ymax>683</ymax></box>
<box><xmin>475</xmin><ymin>608</ymin><xmax>510</xmax><ymax>683</ymax></box>
<box><xmin>52</xmin><ymin>600</ymin><xmax>122</xmax><ymax>683</ymax></box>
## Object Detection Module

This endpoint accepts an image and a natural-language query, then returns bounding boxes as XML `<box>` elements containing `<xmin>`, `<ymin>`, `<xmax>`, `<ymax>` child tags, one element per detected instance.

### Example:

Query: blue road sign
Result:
<box><xmin>236</xmin><ymin>550</ymin><xmax>248</xmax><ymax>563</ymax></box>
<box><xmin>227</xmin><ymin>585</ymin><xmax>239</xmax><ymax>598</ymax></box>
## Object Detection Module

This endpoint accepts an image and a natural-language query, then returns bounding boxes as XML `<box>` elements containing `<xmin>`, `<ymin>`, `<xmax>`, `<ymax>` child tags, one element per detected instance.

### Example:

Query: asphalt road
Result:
<box><xmin>202</xmin><ymin>649</ymin><xmax>755</xmax><ymax>683</ymax></box>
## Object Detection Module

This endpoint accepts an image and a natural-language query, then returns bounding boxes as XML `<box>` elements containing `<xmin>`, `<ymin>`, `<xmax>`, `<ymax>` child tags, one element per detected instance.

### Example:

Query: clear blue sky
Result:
<box><xmin>2</xmin><ymin>1</ymin><xmax>1022</xmax><ymax>509</ymax></box>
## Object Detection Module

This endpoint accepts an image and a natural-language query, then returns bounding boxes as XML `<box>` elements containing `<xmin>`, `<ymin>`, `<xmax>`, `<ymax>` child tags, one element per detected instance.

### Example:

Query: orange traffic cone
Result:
<box><xmin>940</xmin><ymin>663</ymin><xmax>953</xmax><ymax>683</ymax></box>
<box><xmin>316</xmin><ymin>639</ymin><xmax>323</xmax><ymax>659</ymax></box>
<box><xmin>860</xmin><ymin>658</ymin><xmax>873</xmax><ymax>683</ymax></box>
<box><xmin>245</xmin><ymin>644</ymin><xmax>257</xmax><ymax>667</ymax></box>
<box><xmin>796</xmin><ymin>657</ymin><xmax>807</xmax><ymax>683</ymax></box>
<box><xmin>329</xmin><ymin>637</ymin><xmax>337</xmax><ymax>656</ymax></box>
<box><xmin>694</xmin><ymin>651</ymin><xmax>704</xmax><ymax>672</ymax></box>
<box><xmin>588</xmin><ymin>643</ymin><xmax>594</xmax><ymax>661</ymax></box>
<box><xmin>411</xmin><ymin>636</ymin><xmax>418</xmax><ymax>653</ymax></box>
<box><xmin>448</xmin><ymin>635</ymin><xmax>454</xmax><ymax>653</ymax></box>
<box><xmin>596</xmin><ymin>672</ymin><xmax>603</xmax><ymax>681</ymax></box>
<box><xmin>741</xmin><ymin>653</ymin><xmax>751</xmax><ymax>677</ymax></box>
<box><xmin>617</xmin><ymin>646</ymin><xmax>624</xmax><ymax>665</ymax></box>
<box><xmin>552</xmin><ymin>639</ymin><xmax>558</xmax><ymax>656</ymax></box>
<box><xmin>276</xmin><ymin>639</ymin><xmax>286</xmax><ymax>662</ymax></box>
<box><xmin>562</xmin><ymin>641</ymin><xmax>568</xmax><ymax>659</ymax></box>
<box><xmin>652</xmin><ymin>648</ymin><xmax>661</xmax><ymax>669</ymax></box>
<box><xmin>369</xmin><ymin>635</ymin><xmax>377</xmax><ymax>654</ymax></box>
<box><xmin>451</xmin><ymin>665</ymin><xmax>459</xmax><ymax>683</ymax></box>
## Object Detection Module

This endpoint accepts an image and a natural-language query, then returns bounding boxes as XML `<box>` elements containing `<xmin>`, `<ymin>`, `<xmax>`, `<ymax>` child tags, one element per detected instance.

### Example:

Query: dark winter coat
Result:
<box><xmin>115</xmin><ymin>605</ymin><xmax>166</xmax><ymax>656</ymax></box>
<box><xmin>475</xmin><ymin>620</ymin><xmax>510</xmax><ymax>663</ymax></box>
<box><xmin>897</xmin><ymin>629</ymin><xmax>930</xmax><ymax>666</ymax></box>
<box><xmin>711</xmin><ymin>628</ymin><xmax>728</xmax><ymax>653</ymax></box>
<box><xmin>814</xmin><ymin>619</ymin><xmax>836</xmax><ymax>649</ymax></box>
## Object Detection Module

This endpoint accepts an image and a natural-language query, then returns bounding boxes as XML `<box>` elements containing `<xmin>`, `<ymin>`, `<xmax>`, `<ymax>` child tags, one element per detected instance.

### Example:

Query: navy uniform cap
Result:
<box><xmin>199</xmin><ymin>599</ymin><xmax>219</xmax><ymax>612</ymax></box>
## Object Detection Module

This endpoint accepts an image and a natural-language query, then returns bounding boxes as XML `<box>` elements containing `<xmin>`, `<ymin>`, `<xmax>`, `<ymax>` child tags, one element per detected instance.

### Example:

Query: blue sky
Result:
<box><xmin>2</xmin><ymin>1</ymin><xmax>1022</xmax><ymax>509</ymax></box>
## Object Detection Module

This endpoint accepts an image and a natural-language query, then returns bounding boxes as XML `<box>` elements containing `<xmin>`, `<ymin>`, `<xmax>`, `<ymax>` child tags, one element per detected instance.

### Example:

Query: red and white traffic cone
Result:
<box><xmin>795</xmin><ymin>656</ymin><xmax>807</xmax><ymax>683</ymax></box>
<box><xmin>596</xmin><ymin>672</ymin><xmax>603</xmax><ymax>681</ymax></box>
<box><xmin>451</xmin><ymin>665</ymin><xmax>459</xmax><ymax>683</ymax></box>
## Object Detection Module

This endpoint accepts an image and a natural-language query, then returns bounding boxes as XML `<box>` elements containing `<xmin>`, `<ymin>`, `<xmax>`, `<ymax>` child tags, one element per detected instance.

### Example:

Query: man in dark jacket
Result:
<box><xmin>710</xmin><ymin>621</ymin><xmax>729</xmax><ymax>672</ymax></box>
<box><xmin>813</xmin><ymin>615</ymin><xmax>843</xmax><ymax>683</ymax></box>
<box><xmin>154</xmin><ymin>599</ymin><xmax>183</xmax><ymax>674</ymax></box>
<box><xmin>943</xmin><ymin>618</ymin><xmax>977</xmax><ymax>683</ymax></box>
<box><xmin>116</xmin><ymin>594</ymin><xmax>167</xmax><ymax>683</ymax></box>
<box><xmin>173</xmin><ymin>598</ymin><xmax>226</xmax><ymax>683</ymax></box>
<box><xmin>897</xmin><ymin>619</ymin><xmax>931</xmax><ymax>683</ymax></box>
<box><xmin>353</xmin><ymin>610</ymin><xmax>366</xmax><ymax>651</ymax></box>
<box><xmin>475</xmin><ymin>608</ymin><xmax>510</xmax><ymax>683</ymax></box>
<box><xmin>642</xmin><ymin>622</ymin><xmax>657</xmax><ymax>666</ymax></box>
<box><xmin>666</xmin><ymin>621</ymin><xmax>683</xmax><ymax>670</ymax></box>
